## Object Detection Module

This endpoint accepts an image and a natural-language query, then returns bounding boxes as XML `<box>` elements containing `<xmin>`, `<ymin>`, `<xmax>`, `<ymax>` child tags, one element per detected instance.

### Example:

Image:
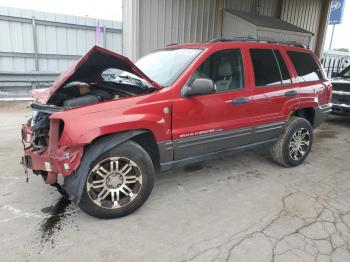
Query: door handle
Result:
<box><xmin>284</xmin><ymin>90</ymin><xmax>297</xmax><ymax>97</ymax></box>
<box><xmin>232</xmin><ymin>97</ymin><xmax>250</xmax><ymax>105</ymax></box>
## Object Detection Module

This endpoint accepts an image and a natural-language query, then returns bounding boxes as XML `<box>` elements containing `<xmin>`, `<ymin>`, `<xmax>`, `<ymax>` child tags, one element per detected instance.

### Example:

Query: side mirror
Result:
<box><xmin>182</xmin><ymin>78</ymin><xmax>215</xmax><ymax>98</ymax></box>
<box><xmin>331</xmin><ymin>72</ymin><xmax>340</xmax><ymax>78</ymax></box>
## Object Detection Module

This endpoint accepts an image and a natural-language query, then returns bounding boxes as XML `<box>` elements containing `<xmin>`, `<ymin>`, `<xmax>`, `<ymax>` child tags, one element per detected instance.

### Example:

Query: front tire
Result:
<box><xmin>79</xmin><ymin>141</ymin><xmax>155</xmax><ymax>219</ymax></box>
<box><xmin>271</xmin><ymin>117</ymin><xmax>313</xmax><ymax>167</ymax></box>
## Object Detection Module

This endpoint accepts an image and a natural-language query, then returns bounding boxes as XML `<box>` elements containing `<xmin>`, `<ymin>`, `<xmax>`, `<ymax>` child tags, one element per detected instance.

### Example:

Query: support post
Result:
<box><xmin>103</xmin><ymin>25</ymin><xmax>107</xmax><ymax>48</ymax></box>
<box><xmin>31</xmin><ymin>16</ymin><xmax>39</xmax><ymax>71</ymax></box>
<box><xmin>122</xmin><ymin>0</ymin><xmax>139</xmax><ymax>61</ymax></box>
<box><xmin>31</xmin><ymin>16</ymin><xmax>39</xmax><ymax>89</ymax></box>
<box><xmin>329</xmin><ymin>24</ymin><xmax>335</xmax><ymax>51</ymax></box>
<box><xmin>213</xmin><ymin>0</ymin><xmax>225</xmax><ymax>38</ymax></box>
<box><xmin>314</xmin><ymin>0</ymin><xmax>332</xmax><ymax>57</ymax></box>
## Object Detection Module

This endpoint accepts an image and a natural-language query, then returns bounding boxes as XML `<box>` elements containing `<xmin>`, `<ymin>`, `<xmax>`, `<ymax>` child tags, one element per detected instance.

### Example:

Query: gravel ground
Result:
<box><xmin>1</xmin><ymin>102</ymin><xmax>350</xmax><ymax>262</ymax></box>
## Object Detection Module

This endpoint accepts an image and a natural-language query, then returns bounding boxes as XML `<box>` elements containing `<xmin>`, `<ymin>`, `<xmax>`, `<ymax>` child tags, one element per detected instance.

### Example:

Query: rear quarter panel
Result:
<box><xmin>243</xmin><ymin>43</ymin><xmax>301</xmax><ymax>125</ymax></box>
<box><xmin>282</xmin><ymin>47</ymin><xmax>331</xmax><ymax>109</ymax></box>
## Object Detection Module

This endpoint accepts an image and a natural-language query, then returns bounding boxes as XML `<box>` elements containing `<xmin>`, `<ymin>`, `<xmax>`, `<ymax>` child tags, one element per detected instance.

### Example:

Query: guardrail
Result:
<box><xmin>0</xmin><ymin>71</ymin><xmax>119</xmax><ymax>100</ymax></box>
<box><xmin>0</xmin><ymin>72</ymin><xmax>59</xmax><ymax>83</ymax></box>
<box><xmin>0</xmin><ymin>72</ymin><xmax>58</xmax><ymax>100</ymax></box>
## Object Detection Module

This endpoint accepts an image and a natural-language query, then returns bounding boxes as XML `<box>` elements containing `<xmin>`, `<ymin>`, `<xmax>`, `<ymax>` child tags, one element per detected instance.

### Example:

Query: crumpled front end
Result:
<box><xmin>21</xmin><ymin>108</ymin><xmax>84</xmax><ymax>185</ymax></box>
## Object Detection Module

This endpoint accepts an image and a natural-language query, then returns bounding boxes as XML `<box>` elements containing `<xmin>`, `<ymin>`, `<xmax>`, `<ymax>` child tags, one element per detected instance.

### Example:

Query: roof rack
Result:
<box><xmin>209</xmin><ymin>36</ymin><xmax>306</xmax><ymax>48</ymax></box>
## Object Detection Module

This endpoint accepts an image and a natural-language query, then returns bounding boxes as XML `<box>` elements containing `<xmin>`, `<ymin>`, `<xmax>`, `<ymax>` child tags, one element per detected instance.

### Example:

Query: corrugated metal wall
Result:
<box><xmin>0</xmin><ymin>6</ymin><xmax>122</xmax><ymax>73</ymax></box>
<box><xmin>280</xmin><ymin>0</ymin><xmax>323</xmax><ymax>49</ymax></box>
<box><xmin>139</xmin><ymin>0</ymin><xmax>218</xmax><ymax>57</ymax></box>
<box><xmin>135</xmin><ymin>0</ymin><xmax>326</xmax><ymax>58</ymax></box>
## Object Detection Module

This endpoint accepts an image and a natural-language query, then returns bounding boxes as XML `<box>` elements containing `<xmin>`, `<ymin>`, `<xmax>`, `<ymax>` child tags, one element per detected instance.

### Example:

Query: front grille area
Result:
<box><xmin>332</xmin><ymin>83</ymin><xmax>350</xmax><ymax>92</ymax></box>
<box><xmin>31</xmin><ymin>111</ymin><xmax>51</xmax><ymax>151</ymax></box>
<box><xmin>332</xmin><ymin>93</ymin><xmax>350</xmax><ymax>105</ymax></box>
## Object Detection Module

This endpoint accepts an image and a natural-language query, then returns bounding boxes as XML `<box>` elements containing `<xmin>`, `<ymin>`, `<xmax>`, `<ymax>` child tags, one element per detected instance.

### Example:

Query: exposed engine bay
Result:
<box><xmin>48</xmin><ymin>79</ymin><xmax>153</xmax><ymax>108</ymax></box>
<box><xmin>29</xmin><ymin>79</ymin><xmax>155</xmax><ymax>151</ymax></box>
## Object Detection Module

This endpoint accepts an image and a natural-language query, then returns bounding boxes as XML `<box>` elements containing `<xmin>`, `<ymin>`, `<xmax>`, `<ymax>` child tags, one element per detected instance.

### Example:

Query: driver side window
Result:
<box><xmin>187</xmin><ymin>49</ymin><xmax>244</xmax><ymax>92</ymax></box>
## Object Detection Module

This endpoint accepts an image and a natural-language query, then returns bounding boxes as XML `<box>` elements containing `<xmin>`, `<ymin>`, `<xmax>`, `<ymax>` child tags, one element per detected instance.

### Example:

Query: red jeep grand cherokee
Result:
<box><xmin>21</xmin><ymin>38</ymin><xmax>332</xmax><ymax>218</ymax></box>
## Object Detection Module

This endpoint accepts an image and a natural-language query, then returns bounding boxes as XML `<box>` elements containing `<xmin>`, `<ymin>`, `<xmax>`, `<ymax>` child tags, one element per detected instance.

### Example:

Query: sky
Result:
<box><xmin>324</xmin><ymin>0</ymin><xmax>349</xmax><ymax>50</ymax></box>
<box><xmin>0</xmin><ymin>0</ymin><xmax>122</xmax><ymax>21</ymax></box>
<box><xmin>0</xmin><ymin>0</ymin><xmax>348</xmax><ymax>50</ymax></box>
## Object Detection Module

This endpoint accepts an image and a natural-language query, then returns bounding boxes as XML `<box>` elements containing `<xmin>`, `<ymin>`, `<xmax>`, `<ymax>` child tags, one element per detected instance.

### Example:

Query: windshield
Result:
<box><xmin>120</xmin><ymin>48</ymin><xmax>202</xmax><ymax>86</ymax></box>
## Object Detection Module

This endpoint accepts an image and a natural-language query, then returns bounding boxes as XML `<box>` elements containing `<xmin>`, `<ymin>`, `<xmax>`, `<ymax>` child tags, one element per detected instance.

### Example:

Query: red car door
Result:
<box><xmin>171</xmin><ymin>48</ymin><xmax>254</xmax><ymax>160</ymax></box>
<box><xmin>247</xmin><ymin>47</ymin><xmax>299</xmax><ymax>142</ymax></box>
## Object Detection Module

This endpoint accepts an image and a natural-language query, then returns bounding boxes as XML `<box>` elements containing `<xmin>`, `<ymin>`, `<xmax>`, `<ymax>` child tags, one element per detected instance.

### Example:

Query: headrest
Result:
<box><xmin>218</xmin><ymin>62</ymin><xmax>232</xmax><ymax>77</ymax></box>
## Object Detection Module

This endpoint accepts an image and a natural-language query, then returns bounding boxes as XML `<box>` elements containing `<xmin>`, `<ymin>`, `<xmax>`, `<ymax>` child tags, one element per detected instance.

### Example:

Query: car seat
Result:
<box><xmin>215</xmin><ymin>62</ymin><xmax>233</xmax><ymax>92</ymax></box>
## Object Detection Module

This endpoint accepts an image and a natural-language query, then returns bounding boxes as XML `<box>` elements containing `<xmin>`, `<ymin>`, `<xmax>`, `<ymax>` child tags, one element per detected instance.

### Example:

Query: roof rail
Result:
<box><xmin>209</xmin><ymin>36</ymin><xmax>306</xmax><ymax>48</ymax></box>
<box><xmin>209</xmin><ymin>36</ymin><xmax>256</xmax><ymax>42</ymax></box>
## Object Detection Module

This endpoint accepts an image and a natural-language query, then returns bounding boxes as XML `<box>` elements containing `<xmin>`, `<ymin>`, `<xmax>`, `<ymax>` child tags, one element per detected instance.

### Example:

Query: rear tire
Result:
<box><xmin>79</xmin><ymin>141</ymin><xmax>154</xmax><ymax>219</ymax></box>
<box><xmin>271</xmin><ymin>117</ymin><xmax>313</xmax><ymax>167</ymax></box>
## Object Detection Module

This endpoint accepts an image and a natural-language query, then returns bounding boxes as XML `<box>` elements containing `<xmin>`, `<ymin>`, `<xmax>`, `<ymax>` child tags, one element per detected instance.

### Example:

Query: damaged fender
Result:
<box><xmin>63</xmin><ymin>130</ymin><xmax>146</xmax><ymax>204</ymax></box>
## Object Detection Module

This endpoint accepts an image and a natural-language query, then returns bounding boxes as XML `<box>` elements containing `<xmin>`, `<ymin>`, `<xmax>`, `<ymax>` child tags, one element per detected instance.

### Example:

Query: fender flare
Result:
<box><xmin>62</xmin><ymin>130</ymin><xmax>146</xmax><ymax>204</ymax></box>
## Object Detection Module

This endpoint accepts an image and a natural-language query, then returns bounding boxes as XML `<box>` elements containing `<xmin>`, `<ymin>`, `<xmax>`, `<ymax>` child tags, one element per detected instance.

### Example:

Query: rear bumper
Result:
<box><xmin>21</xmin><ymin>123</ymin><xmax>84</xmax><ymax>184</ymax></box>
<box><xmin>314</xmin><ymin>103</ymin><xmax>332</xmax><ymax>128</ymax></box>
<box><xmin>331</xmin><ymin>103</ymin><xmax>350</xmax><ymax>115</ymax></box>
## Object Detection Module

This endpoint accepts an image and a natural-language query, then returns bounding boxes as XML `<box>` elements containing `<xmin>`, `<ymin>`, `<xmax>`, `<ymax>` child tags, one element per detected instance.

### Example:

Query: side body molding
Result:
<box><xmin>158</xmin><ymin>120</ymin><xmax>286</xmax><ymax>171</ymax></box>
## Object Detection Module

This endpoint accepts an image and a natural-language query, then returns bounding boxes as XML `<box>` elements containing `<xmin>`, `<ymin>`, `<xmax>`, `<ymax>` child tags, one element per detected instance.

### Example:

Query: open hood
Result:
<box><xmin>32</xmin><ymin>46</ymin><xmax>161</xmax><ymax>103</ymax></box>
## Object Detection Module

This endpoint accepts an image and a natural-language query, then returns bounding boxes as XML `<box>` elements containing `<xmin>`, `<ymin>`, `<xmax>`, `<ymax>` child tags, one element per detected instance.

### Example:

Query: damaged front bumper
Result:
<box><xmin>21</xmin><ymin>121</ymin><xmax>84</xmax><ymax>185</ymax></box>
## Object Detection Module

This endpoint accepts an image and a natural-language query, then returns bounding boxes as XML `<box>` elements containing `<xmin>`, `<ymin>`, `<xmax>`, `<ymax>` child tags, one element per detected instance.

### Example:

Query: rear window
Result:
<box><xmin>287</xmin><ymin>51</ymin><xmax>323</xmax><ymax>82</ymax></box>
<box><xmin>250</xmin><ymin>49</ymin><xmax>281</xmax><ymax>86</ymax></box>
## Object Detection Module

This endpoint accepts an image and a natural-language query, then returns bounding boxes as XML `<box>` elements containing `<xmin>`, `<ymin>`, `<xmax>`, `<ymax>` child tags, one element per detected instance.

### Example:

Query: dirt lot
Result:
<box><xmin>1</xmin><ymin>102</ymin><xmax>350</xmax><ymax>262</ymax></box>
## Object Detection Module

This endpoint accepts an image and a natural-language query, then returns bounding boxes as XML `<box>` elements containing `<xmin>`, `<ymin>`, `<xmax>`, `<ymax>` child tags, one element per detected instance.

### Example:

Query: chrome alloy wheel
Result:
<box><xmin>288</xmin><ymin>128</ymin><xmax>311</xmax><ymax>161</ymax></box>
<box><xmin>87</xmin><ymin>157</ymin><xmax>143</xmax><ymax>209</ymax></box>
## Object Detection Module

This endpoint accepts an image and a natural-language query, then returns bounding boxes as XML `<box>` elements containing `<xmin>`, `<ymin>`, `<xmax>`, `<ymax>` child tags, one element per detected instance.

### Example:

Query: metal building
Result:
<box><xmin>0</xmin><ymin>6</ymin><xmax>122</xmax><ymax>97</ymax></box>
<box><xmin>0</xmin><ymin>7</ymin><xmax>122</xmax><ymax>72</ymax></box>
<box><xmin>122</xmin><ymin>0</ymin><xmax>331</xmax><ymax>61</ymax></box>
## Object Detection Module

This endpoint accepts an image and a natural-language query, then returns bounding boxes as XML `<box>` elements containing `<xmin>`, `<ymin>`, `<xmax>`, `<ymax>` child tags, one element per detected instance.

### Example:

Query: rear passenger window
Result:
<box><xmin>287</xmin><ymin>51</ymin><xmax>323</xmax><ymax>82</ymax></box>
<box><xmin>250</xmin><ymin>49</ymin><xmax>282</xmax><ymax>86</ymax></box>
<box><xmin>274</xmin><ymin>50</ymin><xmax>291</xmax><ymax>84</ymax></box>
